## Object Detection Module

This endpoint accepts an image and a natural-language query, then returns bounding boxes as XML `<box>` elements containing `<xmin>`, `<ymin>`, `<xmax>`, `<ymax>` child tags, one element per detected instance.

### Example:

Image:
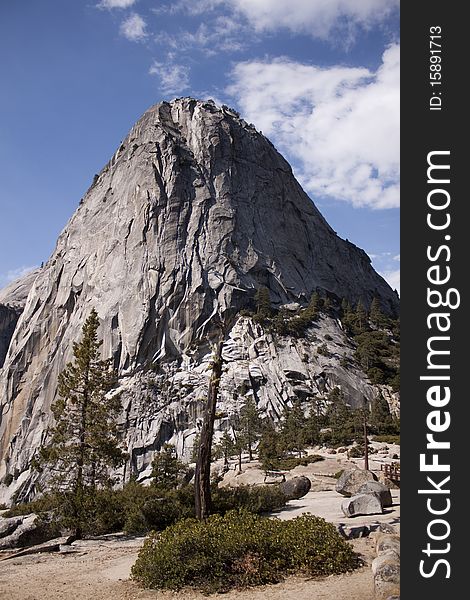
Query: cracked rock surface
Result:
<box><xmin>0</xmin><ymin>98</ymin><xmax>398</xmax><ymax>503</ymax></box>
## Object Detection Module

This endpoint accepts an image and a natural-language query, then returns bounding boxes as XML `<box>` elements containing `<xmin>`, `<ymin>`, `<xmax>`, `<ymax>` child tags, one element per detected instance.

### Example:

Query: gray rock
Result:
<box><xmin>337</xmin><ymin>524</ymin><xmax>370</xmax><ymax>539</ymax></box>
<box><xmin>336</xmin><ymin>469</ymin><xmax>378</xmax><ymax>497</ymax></box>
<box><xmin>357</xmin><ymin>481</ymin><xmax>393</xmax><ymax>507</ymax></box>
<box><xmin>0</xmin><ymin>98</ymin><xmax>399</xmax><ymax>500</ymax></box>
<box><xmin>280</xmin><ymin>476</ymin><xmax>312</xmax><ymax>500</ymax></box>
<box><xmin>341</xmin><ymin>493</ymin><xmax>383</xmax><ymax>517</ymax></box>
<box><xmin>0</xmin><ymin>516</ymin><xmax>22</xmax><ymax>539</ymax></box>
<box><xmin>373</xmin><ymin>553</ymin><xmax>400</xmax><ymax>599</ymax></box>
<box><xmin>0</xmin><ymin>514</ymin><xmax>55</xmax><ymax>549</ymax></box>
<box><xmin>376</xmin><ymin>533</ymin><xmax>400</xmax><ymax>557</ymax></box>
<box><xmin>0</xmin><ymin>269</ymin><xmax>39</xmax><ymax>368</ymax></box>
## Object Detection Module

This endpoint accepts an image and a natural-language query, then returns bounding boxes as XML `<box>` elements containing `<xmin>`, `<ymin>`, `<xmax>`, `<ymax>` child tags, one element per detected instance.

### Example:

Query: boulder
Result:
<box><xmin>373</xmin><ymin>552</ymin><xmax>400</xmax><ymax>599</ymax></box>
<box><xmin>280</xmin><ymin>476</ymin><xmax>311</xmax><ymax>500</ymax></box>
<box><xmin>357</xmin><ymin>481</ymin><xmax>393</xmax><ymax>507</ymax></box>
<box><xmin>0</xmin><ymin>514</ymin><xmax>57</xmax><ymax>550</ymax></box>
<box><xmin>0</xmin><ymin>516</ymin><xmax>22</xmax><ymax>539</ymax></box>
<box><xmin>336</xmin><ymin>469</ymin><xmax>378</xmax><ymax>497</ymax></box>
<box><xmin>376</xmin><ymin>533</ymin><xmax>400</xmax><ymax>557</ymax></box>
<box><xmin>341</xmin><ymin>493</ymin><xmax>383</xmax><ymax>517</ymax></box>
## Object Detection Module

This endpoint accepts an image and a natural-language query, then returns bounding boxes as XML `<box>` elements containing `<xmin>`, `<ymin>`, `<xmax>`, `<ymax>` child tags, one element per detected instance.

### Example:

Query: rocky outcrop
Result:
<box><xmin>0</xmin><ymin>269</ymin><xmax>39</xmax><ymax>368</ymax></box>
<box><xmin>0</xmin><ymin>98</ymin><xmax>398</xmax><ymax>503</ymax></box>
<box><xmin>0</xmin><ymin>513</ymin><xmax>57</xmax><ymax>550</ymax></box>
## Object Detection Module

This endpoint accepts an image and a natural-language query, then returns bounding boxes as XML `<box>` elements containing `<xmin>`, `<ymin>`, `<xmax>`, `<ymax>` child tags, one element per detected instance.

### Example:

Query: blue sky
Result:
<box><xmin>0</xmin><ymin>0</ymin><xmax>400</xmax><ymax>292</ymax></box>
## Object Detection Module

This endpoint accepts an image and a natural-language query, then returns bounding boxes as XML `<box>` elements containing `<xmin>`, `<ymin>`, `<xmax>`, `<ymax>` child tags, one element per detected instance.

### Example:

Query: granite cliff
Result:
<box><xmin>0</xmin><ymin>98</ymin><xmax>398</xmax><ymax>503</ymax></box>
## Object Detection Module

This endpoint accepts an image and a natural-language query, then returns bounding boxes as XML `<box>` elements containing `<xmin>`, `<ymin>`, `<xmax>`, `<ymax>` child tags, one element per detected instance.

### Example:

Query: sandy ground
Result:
<box><xmin>0</xmin><ymin>535</ymin><xmax>376</xmax><ymax>600</ymax></box>
<box><xmin>0</xmin><ymin>452</ymin><xmax>399</xmax><ymax>600</ymax></box>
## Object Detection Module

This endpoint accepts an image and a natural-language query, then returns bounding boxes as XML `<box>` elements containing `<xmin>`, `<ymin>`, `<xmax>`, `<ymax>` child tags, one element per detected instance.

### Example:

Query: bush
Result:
<box><xmin>212</xmin><ymin>485</ymin><xmax>287</xmax><ymax>515</ymax></box>
<box><xmin>132</xmin><ymin>510</ymin><xmax>359</xmax><ymax>592</ymax></box>
<box><xmin>373</xmin><ymin>434</ymin><xmax>400</xmax><ymax>445</ymax></box>
<box><xmin>275</xmin><ymin>454</ymin><xmax>324</xmax><ymax>471</ymax></box>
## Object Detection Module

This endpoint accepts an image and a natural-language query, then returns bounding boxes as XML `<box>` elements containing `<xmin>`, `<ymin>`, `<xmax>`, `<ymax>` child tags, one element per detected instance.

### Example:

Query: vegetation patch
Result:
<box><xmin>373</xmin><ymin>434</ymin><xmax>400</xmax><ymax>445</ymax></box>
<box><xmin>131</xmin><ymin>510</ymin><xmax>359</xmax><ymax>592</ymax></box>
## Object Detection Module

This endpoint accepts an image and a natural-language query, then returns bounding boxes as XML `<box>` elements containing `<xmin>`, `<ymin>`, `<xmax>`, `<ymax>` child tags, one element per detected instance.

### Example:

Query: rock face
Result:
<box><xmin>0</xmin><ymin>98</ymin><xmax>398</xmax><ymax>502</ymax></box>
<box><xmin>0</xmin><ymin>269</ymin><xmax>39</xmax><ymax>368</ymax></box>
<box><xmin>336</xmin><ymin>469</ymin><xmax>378</xmax><ymax>497</ymax></box>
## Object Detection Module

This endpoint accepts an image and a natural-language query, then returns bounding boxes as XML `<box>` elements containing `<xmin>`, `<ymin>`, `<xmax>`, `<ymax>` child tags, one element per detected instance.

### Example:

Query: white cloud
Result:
<box><xmin>232</xmin><ymin>0</ymin><xmax>398</xmax><ymax>42</ymax></box>
<box><xmin>0</xmin><ymin>265</ymin><xmax>38</xmax><ymax>290</ymax></box>
<box><xmin>228</xmin><ymin>44</ymin><xmax>400</xmax><ymax>209</ymax></box>
<box><xmin>98</xmin><ymin>0</ymin><xmax>137</xmax><ymax>9</ymax></box>
<box><xmin>158</xmin><ymin>0</ymin><xmax>398</xmax><ymax>44</ymax></box>
<box><xmin>155</xmin><ymin>17</ymin><xmax>246</xmax><ymax>56</ymax></box>
<box><xmin>120</xmin><ymin>13</ymin><xmax>147</xmax><ymax>41</ymax></box>
<box><xmin>149</xmin><ymin>61</ymin><xmax>190</xmax><ymax>95</ymax></box>
<box><xmin>380</xmin><ymin>268</ymin><xmax>400</xmax><ymax>294</ymax></box>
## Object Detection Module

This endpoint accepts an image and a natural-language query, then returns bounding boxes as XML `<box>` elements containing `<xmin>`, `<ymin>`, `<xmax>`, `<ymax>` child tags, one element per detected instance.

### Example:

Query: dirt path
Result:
<box><xmin>0</xmin><ymin>536</ymin><xmax>376</xmax><ymax>600</ymax></box>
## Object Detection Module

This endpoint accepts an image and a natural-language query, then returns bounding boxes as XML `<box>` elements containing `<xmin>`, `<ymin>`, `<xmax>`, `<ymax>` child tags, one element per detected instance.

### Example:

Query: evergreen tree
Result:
<box><xmin>304</xmin><ymin>410</ymin><xmax>321</xmax><ymax>446</ymax></box>
<box><xmin>354</xmin><ymin>300</ymin><xmax>368</xmax><ymax>333</ymax></box>
<box><xmin>151</xmin><ymin>444</ymin><xmax>187</xmax><ymax>491</ymax></box>
<box><xmin>37</xmin><ymin>309</ymin><xmax>125</xmax><ymax>538</ymax></box>
<box><xmin>232</xmin><ymin>429</ymin><xmax>248</xmax><ymax>471</ymax></box>
<box><xmin>258</xmin><ymin>420</ymin><xmax>283</xmax><ymax>470</ymax></box>
<box><xmin>239</xmin><ymin>397</ymin><xmax>262</xmax><ymax>461</ymax></box>
<box><xmin>369</xmin><ymin>394</ymin><xmax>398</xmax><ymax>435</ymax></box>
<box><xmin>369</xmin><ymin>297</ymin><xmax>389</xmax><ymax>329</ymax></box>
<box><xmin>323</xmin><ymin>388</ymin><xmax>355</xmax><ymax>446</ymax></box>
<box><xmin>280</xmin><ymin>401</ymin><xmax>307</xmax><ymax>458</ymax></box>
<box><xmin>254</xmin><ymin>286</ymin><xmax>272</xmax><ymax>320</ymax></box>
<box><xmin>214</xmin><ymin>431</ymin><xmax>235</xmax><ymax>468</ymax></box>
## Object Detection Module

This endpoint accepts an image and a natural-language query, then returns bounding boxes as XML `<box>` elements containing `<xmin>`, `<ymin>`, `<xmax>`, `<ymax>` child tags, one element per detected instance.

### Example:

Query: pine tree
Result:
<box><xmin>151</xmin><ymin>444</ymin><xmax>187</xmax><ymax>491</ymax></box>
<box><xmin>258</xmin><ymin>420</ymin><xmax>283</xmax><ymax>470</ymax></box>
<box><xmin>369</xmin><ymin>393</ymin><xmax>397</xmax><ymax>435</ymax></box>
<box><xmin>239</xmin><ymin>397</ymin><xmax>262</xmax><ymax>461</ymax></box>
<box><xmin>280</xmin><ymin>401</ymin><xmax>307</xmax><ymax>458</ymax></box>
<box><xmin>254</xmin><ymin>286</ymin><xmax>272</xmax><ymax>320</ymax></box>
<box><xmin>214</xmin><ymin>431</ymin><xmax>235</xmax><ymax>468</ymax></box>
<box><xmin>369</xmin><ymin>297</ymin><xmax>389</xmax><ymax>329</ymax></box>
<box><xmin>37</xmin><ymin>309</ymin><xmax>125</xmax><ymax>538</ymax></box>
<box><xmin>323</xmin><ymin>388</ymin><xmax>355</xmax><ymax>446</ymax></box>
<box><xmin>354</xmin><ymin>299</ymin><xmax>368</xmax><ymax>333</ymax></box>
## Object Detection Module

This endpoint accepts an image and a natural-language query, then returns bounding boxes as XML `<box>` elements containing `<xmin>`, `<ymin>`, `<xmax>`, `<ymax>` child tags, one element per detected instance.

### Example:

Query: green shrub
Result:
<box><xmin>131</xmin><ymin>510</ymin><xmax>359</xmax><ymax>592</ymax></box>
<box><xmin>275</xmin><ymin>454</ymin><xmax>324</xmax><ymax>471</ymax></box>
<box><xmin>3</xmin><ymin>492</ymin><xmax>59</xmax><ymax>517</ymax></box>
<box><xmin>373</xmin><ymin>434</ymin><xmax>400</xmax><ymax>445</ymax></box>
<box><xmin>212</xmin><ymin>485</ymin><xmax>287</xmax><ymax>515</ymax></box>
<box><xmin>347</xmin><ymin>446</ymin><xmax>364</xmax><ymax>458</ymax></box>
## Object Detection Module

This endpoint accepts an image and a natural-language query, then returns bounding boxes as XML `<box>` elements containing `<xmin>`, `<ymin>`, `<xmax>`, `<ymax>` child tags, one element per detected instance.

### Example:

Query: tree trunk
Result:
<box><xmin>363</xmin><ymin>413</ymin><xmax>369</xmax><ymax>471</ymax></box>
<box><xmin>195</xmin><ymin>336</ymin><xmax>223</xmax><ymax>520</ymax></box>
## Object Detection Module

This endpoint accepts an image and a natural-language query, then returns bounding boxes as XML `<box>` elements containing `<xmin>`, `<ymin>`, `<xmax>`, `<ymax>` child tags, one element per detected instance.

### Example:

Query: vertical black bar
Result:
<box><xmin>401</xmin><ymin>3</ymin><xmax>466</xmax><ymax>597</ymax></box>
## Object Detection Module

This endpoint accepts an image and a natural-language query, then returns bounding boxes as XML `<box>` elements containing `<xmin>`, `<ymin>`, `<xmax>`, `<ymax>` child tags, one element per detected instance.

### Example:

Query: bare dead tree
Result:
<box><xmin>194</xmin><ymin>325</ymin><xmax>224</xmax><ymax>520</ymax></box>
